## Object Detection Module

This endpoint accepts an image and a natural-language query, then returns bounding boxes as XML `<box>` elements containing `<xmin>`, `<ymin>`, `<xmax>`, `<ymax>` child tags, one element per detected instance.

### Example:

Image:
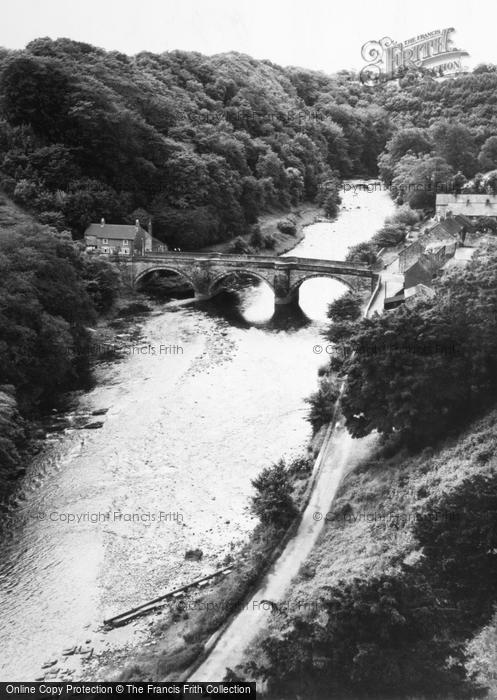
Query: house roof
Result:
<box><xmin>438</xmin><ymin>217</ymin><xmax>463</xmax><ymax>235</ymax></box>
<box><xmin>436</xmin><ymin>194</ymin><xmax>497</xmax><ymax>217</ymax></box>
<box><xmin>404</xmin><ymin>284</ymin><xmax>436</xmax><ymax>299</ymax></box>
<box><xmin>423</xmin><ymin>221</ymin><xmax>459</xmax><ymax>239</ymax></box>
<box><xmin>453</xmin><ymin>214</ymin><xmax>477</xmax><ymax>232</ymax></box>
<box><xmin>404</xmin><ymin>258</ymin><xmax>435</xmax><ymax>289</ymax></box>
<box><xmin>85</xmin><ymin>223</ymin><xmax>146</xmax><ymax>240</ymax></box>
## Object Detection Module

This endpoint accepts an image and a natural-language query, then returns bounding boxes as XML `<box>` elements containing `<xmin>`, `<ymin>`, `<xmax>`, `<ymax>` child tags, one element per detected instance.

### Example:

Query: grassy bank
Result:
<box><xmin>237</xmin><ymin>387</ymin><xmax>497</xmax><ymax>699</ymax></box>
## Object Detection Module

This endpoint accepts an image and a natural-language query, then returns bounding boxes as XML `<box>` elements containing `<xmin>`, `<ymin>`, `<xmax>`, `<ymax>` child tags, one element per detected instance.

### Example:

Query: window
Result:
<box><xmin>122</xmin><ymin>239</ymin><xmax>128</xmax><ymax>244</ymax></box>
<box><xmin>102</xmin><ymin>238</ymin><xmax>108</xmax><ymax>244</ymax></box>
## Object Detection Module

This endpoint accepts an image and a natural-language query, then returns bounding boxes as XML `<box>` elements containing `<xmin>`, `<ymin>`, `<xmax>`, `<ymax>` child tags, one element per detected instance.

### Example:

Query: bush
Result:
<box><xmin>286</xmin><ymin>454</ymin><xmax>313</xmax><ymax>476</ymax></box>
<box><xmin>388</xmin><ymin>204</ymin><xmax>419</xmax><ymax>227</ymax></box>
<box><xmin>414</xmin><ymin>471</ymin><xmax>497</xmax><ymax>627</ymax></box>
<box><xmin>230</xmin><ymin>236</ymin><xmax>251</xmax><ymax>254</ymax></box>
<box><xmin>38</xmin><ymin>210</ymin><xmax>67</xmax><ymax>230</ymax></box>
<box><xmin>476</xmin><ymin>216</ymin><xmax>497</xmax><ymax>234</ymax></box>
<box><xmin>257</xmin><ymin>573</ymin><xmax>475</xmax><ymax>699</ymax></box>
<box><xmin>372</xmin><ymin>223</ymin><xmax>408</xmax><ymax>248</ymax></box>
<box><xmin>277</xmin><ymin>219</ymin><xmax>297</xmax><ymax>235</ymax></box>
<box><xmin>262</xmin><ymin>233</ymin><xmax>276</xmax><ymax>250</ymax></box>
<box><xmin>327</xmin><ymin>291</ymin><xmax>362</xmax><ymax>323</ymax></box>
<box><xmin>305</xmin><ymin>378</ymin><xmax>340</xmax><ymax>432</ymax></box>
<box><xmin>345</xmin><ymin>241</ymin><xmax>378</xmax><ymax>265</ymax></box>
<box><xmin>251</xmin><ymin>460</ymin><xmax>297</xmax><ymax>529</ymax></box>
<box><xmin>155</xmin><ymin>644</ymin><xmax>204</xmax><ymax>676</ymax></box>
<box><xmin>323</xmin><ymin>191</ymin><xmax>341</xmax><ymax>218</ymax></box>
<box><xmin>249</xmin><ymin>224</ymin><xmax>263</xmax><ymax>248</ymax></box>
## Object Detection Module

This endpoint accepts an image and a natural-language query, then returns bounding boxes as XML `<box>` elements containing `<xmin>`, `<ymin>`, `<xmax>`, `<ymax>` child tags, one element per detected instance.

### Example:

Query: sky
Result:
<box><xmin>1</xmin><ymin>0</ymin><xmax>496</xmax><ymax>74</ymax></box>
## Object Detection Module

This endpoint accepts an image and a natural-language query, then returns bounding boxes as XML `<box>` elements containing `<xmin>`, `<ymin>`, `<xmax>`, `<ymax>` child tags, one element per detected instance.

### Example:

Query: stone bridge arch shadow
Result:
<box><xmin>287</xmin><ymin>273</ymin><xmax>359</xmax><ymax>320</ymax></box>
<box><xmin>134</xmin><ymin>267</ymin><xmax>197</xmax><ymax>299</ymax></box>
<box><xmin>289</xmin><ymin>273</ymin><xmax>357</xmax><ymax>298</ymax></box>
<box><xmin>207</xmin><ymin>269</ymin><xmax>276</xmax><ymax>298</ymax></box>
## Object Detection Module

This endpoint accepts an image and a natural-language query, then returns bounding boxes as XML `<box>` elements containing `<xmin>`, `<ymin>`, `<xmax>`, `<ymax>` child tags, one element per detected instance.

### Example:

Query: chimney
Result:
<box><xmin>100</xmin><ymin>218</ymin><xmax>105</xmax><ymax>227</ymax></box>
<box><xmin>148</xmin><ymin>218</ymin><xmax>153</xmax><ymax>237</ymax></box>
<box><xmin>135</xmin><ymin>218</ymin><xmax>140</xmax><ymax>233</ymax></box>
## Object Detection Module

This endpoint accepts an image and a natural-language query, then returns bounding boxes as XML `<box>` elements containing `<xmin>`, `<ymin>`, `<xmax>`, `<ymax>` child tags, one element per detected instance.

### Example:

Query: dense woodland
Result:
<box><xmin>0</xmin><ymin>38</ymin><xmax>390</xmax><ymax>247</ymax></box>
<box><xmin>2</xmin><ymin>40</ymin><xmax>497</xmax><ymax>697</ymax></box>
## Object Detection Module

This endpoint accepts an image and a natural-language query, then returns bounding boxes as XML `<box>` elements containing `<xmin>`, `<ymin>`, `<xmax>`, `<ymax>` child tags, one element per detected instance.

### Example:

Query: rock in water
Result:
<box><xmin>184</xmin><ymin>548</ymin><xmax>203</xmax><ymax>561</ymax></box>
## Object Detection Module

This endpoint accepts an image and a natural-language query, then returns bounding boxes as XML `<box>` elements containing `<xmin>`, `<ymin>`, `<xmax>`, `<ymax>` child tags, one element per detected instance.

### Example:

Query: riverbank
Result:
<box><xmin>200</xmin><ymin>203</ymin><xmax>324</xmax><ymax>256</ymax></box>
<box><xmin>0</xmin><ymin>288</ymin><xmax>153</xmax><ymax>506</ymax></box>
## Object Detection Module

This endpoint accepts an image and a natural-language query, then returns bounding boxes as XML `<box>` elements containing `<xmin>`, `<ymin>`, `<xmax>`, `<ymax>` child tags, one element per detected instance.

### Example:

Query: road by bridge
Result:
<box><xmin>119</xmin><ymin>252</ymin><xmax>377</xmax><ymax>306</ymax></box>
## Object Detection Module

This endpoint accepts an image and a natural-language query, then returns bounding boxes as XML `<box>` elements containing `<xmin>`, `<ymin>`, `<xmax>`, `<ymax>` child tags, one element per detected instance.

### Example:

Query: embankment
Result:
<box><xmin>241</xmin><ymin>404</ymin><xmax>497</xmax><ymax>698</ymax></box>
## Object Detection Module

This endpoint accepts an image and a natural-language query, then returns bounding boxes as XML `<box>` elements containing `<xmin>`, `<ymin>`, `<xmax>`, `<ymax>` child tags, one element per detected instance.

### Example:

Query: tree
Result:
<box><xmin>430</xmin><ymin>122</ymin><xmax>478</xmax><ymax>177</ymax></box>
<box><xmin>256</xmin><ymin>573</ymin><xmax>474</xmax><ymax>699</ymax></box>
<box><xmin>414</xmin><ymin>471</ymin><xmax>497</xmax><ymax>630</ymax></box>
<box><xmin>475</xmin><ymin>216</ymin><xmax>497</xmax><ymax>234</ymax></box>
<box><xmin>391</xmin><ymin>154</ymin><xmax>455</xmax><ymax>210</ymax></box>
<box><xmin>0</xmin><ymin>56</ymin><xmax>73</xmax><ymax>140</ymax></box>
<box><xmin>372</xmin><ymin>223</ymin><xmax>407</xmax><ymax>248</ymax></box>
<box><xmin>251</xmin><ymin>461</ymin><xmax>297</xmax><ymax>530</ymax></box>
<box><xmin>327</xmin><ymin>291</ymin><xmax>362</xmax><ymax>323</ymax></box>
<box><xmin>82</xmin><ymin>257</ymin><xmax>121</xmax><ymax>312</ymax></box>
<box><xmin>386</xmin><ymin>127</ymin><xmax>433</xmax><ymax>161</ymax></box>
<box><xmin>340</xmin><ymin>243</ymin><xmax>497</xmax><ymax>446</ymax></box>
<box><xmin>0</xmin><ymin>224</ymin><xmax>96</xmax><ymax>407</ymax></box>
<box><xmin>305</xmin><ymin>379</ymin><xmax>340</xmax><ymax>432</ymax></box>
<box><xmin>478</xmin><ymin>136</ymin><xmax>497</xmax><ymax>172</ymax></box>
<box><xmin>346</xmin><ymin>242</ymin><xmax>378</xmax><ymax>266</ymax></box>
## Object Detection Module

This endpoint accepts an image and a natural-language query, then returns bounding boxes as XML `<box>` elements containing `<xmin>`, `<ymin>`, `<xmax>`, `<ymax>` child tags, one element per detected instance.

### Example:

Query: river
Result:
<box><xmin>0</xmin><ymin>184</ymin><xmax>394</xmax><ymax>682</ymax></box>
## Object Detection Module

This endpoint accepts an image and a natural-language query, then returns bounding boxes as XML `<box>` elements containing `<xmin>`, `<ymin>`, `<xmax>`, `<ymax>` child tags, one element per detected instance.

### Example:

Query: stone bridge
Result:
<box><xmin>119</xmin><ymin>252</ymin><xmax>377</xmax><ymax>306</ymax></box>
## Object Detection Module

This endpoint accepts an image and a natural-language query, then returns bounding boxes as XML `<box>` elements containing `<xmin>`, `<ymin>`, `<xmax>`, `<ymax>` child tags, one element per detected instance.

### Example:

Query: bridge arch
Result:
<box><xmin>208</xmin><ymin>268</ymin><xmax>275</xmax><ymax>296</ymax></box>
<box><xmin>134</xmin><ymin>266</ymin><xmax>197</xmax><ymax>292</ymax></box>
<box><xmin>289</xmin><ymin>272</ymin><xmax>356</xmax><ymax>296</ymax></box>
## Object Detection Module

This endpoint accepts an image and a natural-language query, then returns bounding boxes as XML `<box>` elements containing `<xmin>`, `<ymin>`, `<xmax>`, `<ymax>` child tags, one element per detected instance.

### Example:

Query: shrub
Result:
<box><xmin>327</xmin><ymin>291</ymin><xmax>362</xmax><ymax>323</ymax></box>
<box><xmin>277</xmin><ymin>219</ymin><xmax>297</xmax><ymax>235</ymax></box>
<box><xmin>372</xmin><ymin>223</ymin><xmax>408</xmax><ymax>248</ymax></box>
<box><xmin>155</xmin><ymin>644</ymin><xmax>204</xmax><ymax>676</ymax></box>
<box><xmin>249</xmin><ymin>224</ymin><xmax>263</xmax><ymax>248</ymax></box>
<box><xmin>263</xmin><ymin>233</ymin><xmax>276</xmax><ymax>249</ymax></box>
<box><xmin>251</xmin><ymin>460</ymin><xmax>297</xmax><ymax>529</ymax></box>
<box><xmin>305</xmin><ymin>378</ymin><xmax>340</xmax><ymax>432</ymax></box>
<box><xmin>38</xmin><ymin>210</ymin><xmax>67</xmax><ymax>229</ymax></box>
<box><xmin>323</xmin><ymin>191</ymin><xmax>341</xmax><ymax>218</ymax></box>
<box><xmin>345</xmin><ymin>241</ymin><xmax>378</xmax><ymax>265</ymax></box>
<box><xmin>388</xmin><ymin>204</ymin><xmax>419</xmax><ymax>227</ymax></box>
<box><xmin>230</xmin><ymin>236</ymin><xmax>251</xmax><ymax>254</ymax></box>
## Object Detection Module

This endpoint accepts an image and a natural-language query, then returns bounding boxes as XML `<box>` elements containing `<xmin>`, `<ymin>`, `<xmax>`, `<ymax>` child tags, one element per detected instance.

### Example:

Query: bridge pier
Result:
<box><xmin>274</xmin><ymin>288</ymin><xmax>300</xmax><ymax>307</ymax></box>
<box><xmin>273</xmin><ymin>269</ymin><xmax>300</xmax><ymax>308</ymax></box>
